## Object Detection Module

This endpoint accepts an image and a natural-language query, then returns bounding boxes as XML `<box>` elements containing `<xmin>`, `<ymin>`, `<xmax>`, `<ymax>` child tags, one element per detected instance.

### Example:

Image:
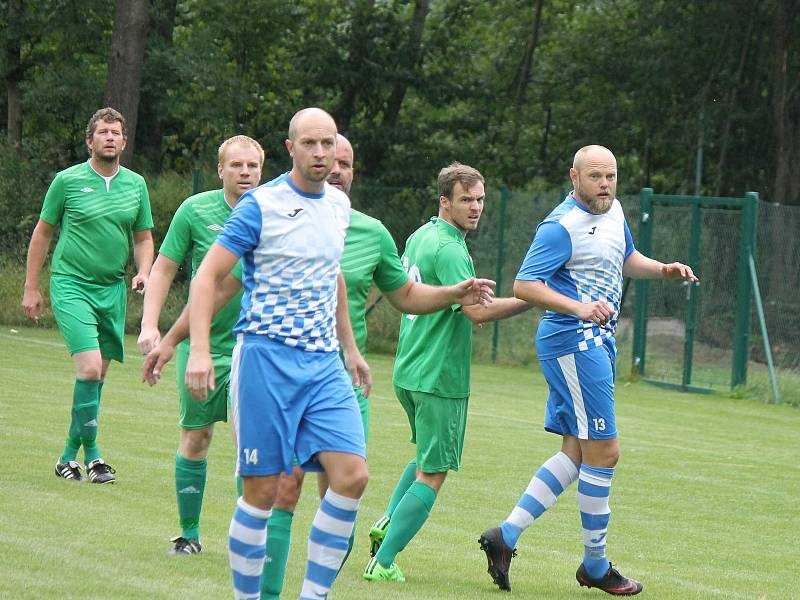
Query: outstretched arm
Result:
<box><xmin>461</xmin><ymin>296</ymin><xmax>531</xmax><ymax>326</ymax></box>
<box><xmin>384</xmin><ymin>277</ymin><xmax>496</xmax><ymax>315</ymax></box>
<box><xmin>623</xmin><ymin>251</ymin><xmax>699</xmax><ymax>282</ymax></box>
<box><xmin>514</xmin><ymin>279</ymin><xmax>614</xmax><ymax>327</ymax></box>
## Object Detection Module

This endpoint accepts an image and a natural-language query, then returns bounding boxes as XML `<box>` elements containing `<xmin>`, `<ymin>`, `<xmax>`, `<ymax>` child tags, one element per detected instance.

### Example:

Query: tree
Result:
<box><xmin>104</xmin><ymin>0</ymin><xmax>149</xmax><ymax>166</ymax></box>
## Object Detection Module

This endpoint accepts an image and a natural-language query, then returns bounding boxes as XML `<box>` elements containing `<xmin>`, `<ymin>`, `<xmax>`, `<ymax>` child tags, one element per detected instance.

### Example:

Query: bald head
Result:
<box><xmin>570</xmin><ymin>145</ymin><xmax>618</xmax><ymax>215</ymax></box>
<box><xmin>288</xmin><ymin>107</ymin><xmax>337</xmax><ymax>141</ymax></box>
<box><xmin>327</xmin><ymin>134</ymin><xmax>355</xmax><ymax>195</ymax></box>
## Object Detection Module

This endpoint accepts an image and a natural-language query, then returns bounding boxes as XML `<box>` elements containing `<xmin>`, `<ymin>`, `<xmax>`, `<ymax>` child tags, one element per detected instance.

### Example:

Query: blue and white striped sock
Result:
<box><xmin>301</xmin><ymin>489</ymin><xmax>360</xmax><ymax>600</ymax></box>
<box><xmin>229</xmin><ymin>497</ymin><xmax>271</xmax><ymax>600</ymax></box>
<box><xmin>578</xmin><ymin>464</ymin><xmax>614</xmax><ymax>579</ymax></box>
<box><xmin>500</xmin><ymin>451</ymin><xmax>579</xmax><ymax>549</ymax></box>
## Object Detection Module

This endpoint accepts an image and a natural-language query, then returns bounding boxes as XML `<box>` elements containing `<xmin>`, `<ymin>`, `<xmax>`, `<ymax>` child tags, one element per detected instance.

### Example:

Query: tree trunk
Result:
<box><xmin>104</xmin><ymin>0</ymin><xmax>149</xmax><ymax>167</ymax></box>
<box><xmin>6</xmin><ymin>0</ymin><xmax>23</xmax><ymax>147</ymax></box>
<box><xmin>508</xmin><ymin>0</ymin><xmax>544</xmax><ymax>150</ymax></box>
<box><xmin>771</xmin><ymin>0</ymin><xmax>800</xmax><ymax>205</ymax></box>
<box><xmin>335</xmin><ymin>0</ymin><xmax>376</xmax><ymax>133</ymax></box>
<box><xmin>362</xmin><ymin>0</ymin><xmax>429</xmax><ymax>176</ymax></box>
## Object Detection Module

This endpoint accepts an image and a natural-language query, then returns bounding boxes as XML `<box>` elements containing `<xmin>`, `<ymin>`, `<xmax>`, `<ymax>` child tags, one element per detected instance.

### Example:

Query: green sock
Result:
<box><xmin>236</xmin><ymin>474</ymin><xmax>243</xmax><ymax>497</ymax></box>
<box><xmin>175</xmin><ymin>453</ymin><xmax>207</xmax><ymax>541</ymax></box>
<box><xmin>338</xmin><ymin>528</ymin><xmax>356</xmax><ymax>574</ymax></box>
<box><xmin>375</xmin><ymin>481</ymin><xmax>436</xmax><ymax>567</ymax></box>
<box><xmin>385</xmin><ymin>459</ymin><xmax>418</xmax><ymax>518</ymax></box>
<box><xmin>61</xmin><ymin>379</ymin><xmax>100</xmax><ymax>464</ymax></box>
<box><xmin>261</xmin><ymin>508</ymin><xmax>294</xmax><ymax>599</ymax></box>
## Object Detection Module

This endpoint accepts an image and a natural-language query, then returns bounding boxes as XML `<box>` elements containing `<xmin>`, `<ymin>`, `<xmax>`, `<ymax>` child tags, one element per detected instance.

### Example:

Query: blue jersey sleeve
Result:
<box><xmin>516</xmin><ymin>221</ymin><xmax>572</xmax><ymax>282</ymax></box>
<box><xmin>623</xmin><ymin>218</ymin><xmax>635</xmax><ymax>259</ymax></box>
<box><xmin>215</xmin><ymin>194</ymin><xmax>262</xmax><ymax>257</ymax></box>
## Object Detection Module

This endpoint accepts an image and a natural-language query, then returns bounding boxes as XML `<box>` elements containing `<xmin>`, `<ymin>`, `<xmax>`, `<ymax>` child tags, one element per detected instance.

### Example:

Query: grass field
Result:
<box><xmin>0</xmin><ymin>326</ymin><xmax>797</xmax><ymax>599</ymax></box>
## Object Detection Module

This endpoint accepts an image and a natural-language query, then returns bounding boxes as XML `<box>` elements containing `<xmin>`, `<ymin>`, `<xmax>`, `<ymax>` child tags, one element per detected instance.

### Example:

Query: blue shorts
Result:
<box><xmin>230</xmin><ymin>333</ymin><xmax>365</xmax><ymax>477</ymax></box>
<box><xmin>540</xmin><ymin>338</ymin><xmax>617</xmax><ymax>440</ymax></box>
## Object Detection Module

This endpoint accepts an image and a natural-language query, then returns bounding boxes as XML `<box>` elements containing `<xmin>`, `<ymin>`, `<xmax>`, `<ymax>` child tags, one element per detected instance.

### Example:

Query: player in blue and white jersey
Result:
<box><xmin>479</xmin><ymin>145</ymin><xmax>698</xmax><ymax>596</ymax></box>
<box><xmin>185</xmin><ymin>108</ymin><xmax>370</xmax><ymax>600</ymax></box>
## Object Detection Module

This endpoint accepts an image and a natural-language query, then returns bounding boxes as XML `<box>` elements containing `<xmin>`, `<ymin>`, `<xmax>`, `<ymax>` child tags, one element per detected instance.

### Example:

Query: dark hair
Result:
<box><xmin>86</xmin><ymin>107</ymin><xmax>126</xmax><ymax>140</ymax></box>
<box><xmin>437</xmin><ymin>162</ymin><xmax>484</xmax><ymax>199</ymax></box>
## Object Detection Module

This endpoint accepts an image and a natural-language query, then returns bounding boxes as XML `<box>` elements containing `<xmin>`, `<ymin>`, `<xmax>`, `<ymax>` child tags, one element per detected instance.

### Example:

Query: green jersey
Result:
<box><xmin>341</xmin><ymin>209</ymin><xmax>409</xmax><ymax>355</ymax></box>
<box><xmin>40</xmin><ymin>159</ymin><xmax>152</xmax><ymax>284</ymax></box>
<box><xmin>159</xmin><ymin>189</ymin><xmax>243</xmax><ymax>356</ymax></box>
<box><xmin>392</xmin><ymin>217</ymin><xmax>475</xmax><ymax>398</ymax></box>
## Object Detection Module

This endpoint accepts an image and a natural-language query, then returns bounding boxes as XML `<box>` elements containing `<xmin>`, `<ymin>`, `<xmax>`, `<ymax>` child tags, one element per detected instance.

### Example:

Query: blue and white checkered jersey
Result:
<box><xmin>517</xmin><ymin>193</ymin><xmax>635</xmax><ymax>360</ymax></box>
<box><xmin>214</xmin><ymin>173</ymin><xmax>350</xmax><ymax>352</ymax></box>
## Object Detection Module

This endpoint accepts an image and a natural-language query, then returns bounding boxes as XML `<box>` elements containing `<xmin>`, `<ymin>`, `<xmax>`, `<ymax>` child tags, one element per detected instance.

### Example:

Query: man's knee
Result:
<box><xmin>580</xmin><ymin>437</ymin><xmax>620</xmax><ymax>468</ymax></box>
<box><xmin>179</xmin><ymin>426</ymin><xmax>214</xmax><ymax>460</ymax></box>
<box><xmin>274</xmin><ymin>468</ymin><xmax>305</xmax><ymax>511</ymax></box>
<box><xmin>417</xmin><ymin>470</ymin><xmax>447</xmax><ymax>493</ymax></box>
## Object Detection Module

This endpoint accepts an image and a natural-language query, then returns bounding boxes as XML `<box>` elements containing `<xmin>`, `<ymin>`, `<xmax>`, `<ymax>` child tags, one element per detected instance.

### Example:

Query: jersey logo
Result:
<box><xmin>588</xmin><ymin>226</ymin><xmax>597</xmax><ymax>235</ymax></box>
<box><xmin>207</xmin><ymin>224</ymin><xmax>223</xmax><ymax>231</ymax></box>
<box><xmin>80</xmin><ymin>187</ymin><xmax>94</xmax><ymax>193</ymax></box>
<box><xmin>288</xmin><ymin>208</ymin><xmax>304</xmax><ymax>218</ymax></box>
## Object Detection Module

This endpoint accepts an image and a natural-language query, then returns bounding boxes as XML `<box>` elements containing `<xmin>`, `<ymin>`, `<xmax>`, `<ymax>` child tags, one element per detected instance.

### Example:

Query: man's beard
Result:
<box><xmin>587</xmin><ymin>195</ymin><xmax>613</xmax><ymax>214</ymax></box>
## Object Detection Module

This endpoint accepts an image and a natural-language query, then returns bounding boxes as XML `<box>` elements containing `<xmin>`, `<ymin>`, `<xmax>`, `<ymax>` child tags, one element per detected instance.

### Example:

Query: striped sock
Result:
<box><xmin>301</xmin><ymin>489</ymin><xmax>360</xmax><ymax>600</ymax></box>
<box><xmin>229</xmin><ymin>497</ymin><xmax>271</xmax><ymax>600</ymax></box>
<box><xmin>500</xmin><ymin>451</ymin><xmax>579</xmax><ymax>549</ymax></box>
<box><xmin>578</xmin><ymin>464</ymin><xmax>614</xmax><ymax>579</ymax></box>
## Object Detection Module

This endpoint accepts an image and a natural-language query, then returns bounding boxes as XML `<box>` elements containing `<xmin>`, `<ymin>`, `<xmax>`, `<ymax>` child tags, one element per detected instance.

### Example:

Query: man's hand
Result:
<box><xmin>131</xmin><ymin>273</ymin><xmax>148</xmax><ymax>295</ymax></box>
<box><xmin>343</xmin><ymin>350</ymin><xmax>372</xmax><ymax>399</ymax></box>
<box><xmin>451</xmin><ymin>277</ymin><xmax>496</xmax><ymax>307</ymax></box>
<box><xmin>661</xmin><ymin>262</ymin><xmax>699</xmax><ymax>283</ymax></box>
<box><xmin>21</xmin><ymin>288</ymin><xmax>45</xmax><ymax>322</ymax></box>
<box><xmin>141</xmin><ymin>341</ymin><xmax>176</xmax><ymax>386</ymax></box>
<box><xmin>575</xmin><ymin>299</ymin><xmax>614</xmax><ymax>327</ymax></box>
<box><xmin>137</xmin><ymin>325</ymin><xmax>161</xmax><ymax>355</ymax></box>
<box><xmin>185</xmin><ymin>350</ymin><xmax>215</xmax><ymax>401</ymax></box>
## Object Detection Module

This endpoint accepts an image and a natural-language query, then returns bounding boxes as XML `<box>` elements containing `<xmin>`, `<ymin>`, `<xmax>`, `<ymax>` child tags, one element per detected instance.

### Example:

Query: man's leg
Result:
<box><xmin>59</xmin><ymin>350</ymin><xmax>102</xmax><ymax>466</ymax></box>
<box><xmin>260</xmin><ymin>467</ymin><xmax>304</xmax><ymax>599</ymax></box>
<box><xmin>300</xmin><ymin>452</ymin><xmax>367</xmax><ymax>600</ymax></box>
<box><xmin>231</xmin><ymin>475</ymin><xmax>278</xmax><ymax>600</ymax></box>
<box><xmin>171</xmin><ymin>425</ymin><xmax>213</xmax><ymax>554</ymax></box>
<box><xmin>369</xmin><ymin>459</ymin><xmax>418</xmax><ymax>555</ymax></box>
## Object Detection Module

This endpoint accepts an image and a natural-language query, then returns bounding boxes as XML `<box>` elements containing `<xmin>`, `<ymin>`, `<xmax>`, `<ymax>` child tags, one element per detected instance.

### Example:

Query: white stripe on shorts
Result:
<box><xmin>556</xmin><ymin>353</ymin><xmax>588</xmax><ymax>439</ymax></box>
<box><xmin>230</xmin><ymin>336</ymin><xmax>243</xmax><ymax>474</ymax></box>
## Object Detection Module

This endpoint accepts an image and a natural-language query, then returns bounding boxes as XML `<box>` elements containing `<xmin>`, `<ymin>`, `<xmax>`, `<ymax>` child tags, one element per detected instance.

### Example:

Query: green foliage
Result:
<box><xmin>1</xmin><ymin>328</ymin><xmax>797</xmax><ymax>598</ymax></box>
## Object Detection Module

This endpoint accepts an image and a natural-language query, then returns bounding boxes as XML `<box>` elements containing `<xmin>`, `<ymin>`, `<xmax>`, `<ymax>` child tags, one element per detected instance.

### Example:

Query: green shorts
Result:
<box><xmin>175</xmin><ymin>342</ymin><xmax>231</xmax><ymax>429</ymax></box>
<box><xmin>394</xmin><ymin>385</ymin><xmax>469</xmax><ymax>473</ymax></box>
<box><xmin>49</xmin><ymin>275</ymin><xmax>126</xmax><ymax>362</ymax></box>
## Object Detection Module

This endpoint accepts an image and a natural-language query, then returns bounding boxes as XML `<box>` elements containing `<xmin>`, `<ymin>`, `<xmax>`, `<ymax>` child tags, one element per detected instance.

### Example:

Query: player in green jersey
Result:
<box><xmin>138</xmin><ymin>135</ymin><xmax>264</xmax><ymax>555</ymax></box>
<box><xmin>141</xmin><ymin>136</ymin><xmax>495</xmax><ymax>598</ymax></box>
<box><xmin>363</xmin><ymin>163</ymin><xmax>531</xmax><ymax>583</ymax></box>
<box><xmin>22</xmin><ymin>107</ymin><xmax>154</xmax><ymax>484</ymax></box>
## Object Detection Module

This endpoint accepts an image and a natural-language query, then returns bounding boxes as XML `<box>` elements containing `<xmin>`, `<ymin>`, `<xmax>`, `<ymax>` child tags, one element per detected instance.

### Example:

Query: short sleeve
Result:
<box><xmin>623</xmin><ymin>219</ymin><xmax>635</xmax><ymax>259</ymax></box>
<box><xmin>158</xmin><ymin>199</ymin><xmax>192</xmax><ymax>264</ymax></box>
<box><xmin>215</xmin><ymin>194</ymin><xmax>262</xmax><ymax>257</ymax></box>
<box><xmin>516</xmin><ymin>221</ymin><xmax>572</xmax><ymax>282</ymax></box>
<box><xmin>133</xmin><ymin>178</ymin><xmax>154</xmax><ymax>231</ymax></box>
<box><xmin>373</xmin><ymin>224</ymin><xmax>409</xmax><ymax>293</ymax></box>
<box><xmin>40</xmin><ymin>173</ymin><xmax>66</xmax><ymax>226</ymax></box>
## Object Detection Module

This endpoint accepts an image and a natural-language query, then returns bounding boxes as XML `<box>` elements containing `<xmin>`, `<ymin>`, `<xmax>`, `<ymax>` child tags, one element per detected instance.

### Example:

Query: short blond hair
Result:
<box><xmin>218</xmin><ymin>135</ymin><xmax>265</xmax><ymax>166</ymax></box>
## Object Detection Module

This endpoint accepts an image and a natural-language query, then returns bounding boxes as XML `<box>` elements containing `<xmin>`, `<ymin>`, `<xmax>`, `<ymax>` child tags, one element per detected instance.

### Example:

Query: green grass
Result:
<box><xmin>0</xmin><ymin>326</ymin><xmax>797</xmax><ymax>599</ymax></box>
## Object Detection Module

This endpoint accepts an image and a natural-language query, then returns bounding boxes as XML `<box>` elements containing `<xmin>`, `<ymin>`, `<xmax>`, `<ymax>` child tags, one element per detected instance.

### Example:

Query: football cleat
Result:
<box><xmin>479</xmin><ymin>526</ymin><xmax>517</xmax><ymax>592</ymax></box>
<box><xmin>86</xmin><ymin>458</ymin><xmax>116</xmax><ymax>484</ymax></box>
<box><xmin>168</xmin><ymin>536</ymin><xmax>202</xmax><ymax>556</ymax></box>
<box><xmin>369</xmin><ymin>515</ymin><xmax>390</xmax><ymax>557</ymax></box>
<box><xmin>363</xmin><ymin>557</ymin><xmax>405</xmax><ymax>582</ymax></box>
<box><xmin>55</xmin><ymin>460</ymin><xmax>85</xmax><ymax>482</ymax></box>
<box><xmin>576</xmin><ymin>563</ymin><xmax>643</xmax><ymax>596</ymax></box>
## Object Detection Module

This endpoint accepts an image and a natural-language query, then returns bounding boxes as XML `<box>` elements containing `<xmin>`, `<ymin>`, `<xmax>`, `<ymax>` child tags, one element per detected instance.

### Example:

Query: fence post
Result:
<box><xmin>632</xmin><ymin>188</ymin><xmax>654</xmax><ymax>376</ymax></box>
<box><xmin>731</xmin><ymin>192</ymin><xmax>759</xmax><ymax>388</ymax></box>
<box><xmin>682</xmin><ymin>198</ymin><xmax>701</xmax><ymax>388</ymax></box>
<box><xmin>491</xmin><ymin>187</ymin><xmax>510</xmax><ymax>363</ymax></box>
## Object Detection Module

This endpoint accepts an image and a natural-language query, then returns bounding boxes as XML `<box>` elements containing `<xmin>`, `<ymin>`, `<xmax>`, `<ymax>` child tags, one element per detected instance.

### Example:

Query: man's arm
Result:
<box><xmin>185</xmin><ymin>244</ymin><xmax>239</xmax><ymax>400</ymax></box>
<box><xmin>513</xmin><ymin>279</ymin><xmax>613</xmax><ymax>326</ymax></box>
<box><xmin>336</xmin><ymin>272</ymin><xmax>372</xmax><ymax>397</ymax></box>
<box><xmin>132</xmin><ymin>229</ymin><xmax>155</xmax><ymax>295</ymax></box>
<box><xmin>22</xmin><ymin>219</ymin><xmax>55</xmax><ymax>322</ymax></box>
<box><xmin>142</xmin><ymin>273</ymin><xmax>242</xmax><ymax>386</ymax></box>
<box><xmin>623</xmin><ymin>250</ymin><xmax>699</xmax><ymax>282</ymax></box>
<box><xmin>461</xmin><ymin>296</ymin><xmax>531</xmax><ymax>326</ymax></box>
<box><xmin>384</xmin><ymin>277</ymin><xmax>496</xmax><ymax>315</ymax></box>
<box><xmin>138</xmin><ymin>255</ymin><xmax>180</xmax><ymax>354</ymax></box>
